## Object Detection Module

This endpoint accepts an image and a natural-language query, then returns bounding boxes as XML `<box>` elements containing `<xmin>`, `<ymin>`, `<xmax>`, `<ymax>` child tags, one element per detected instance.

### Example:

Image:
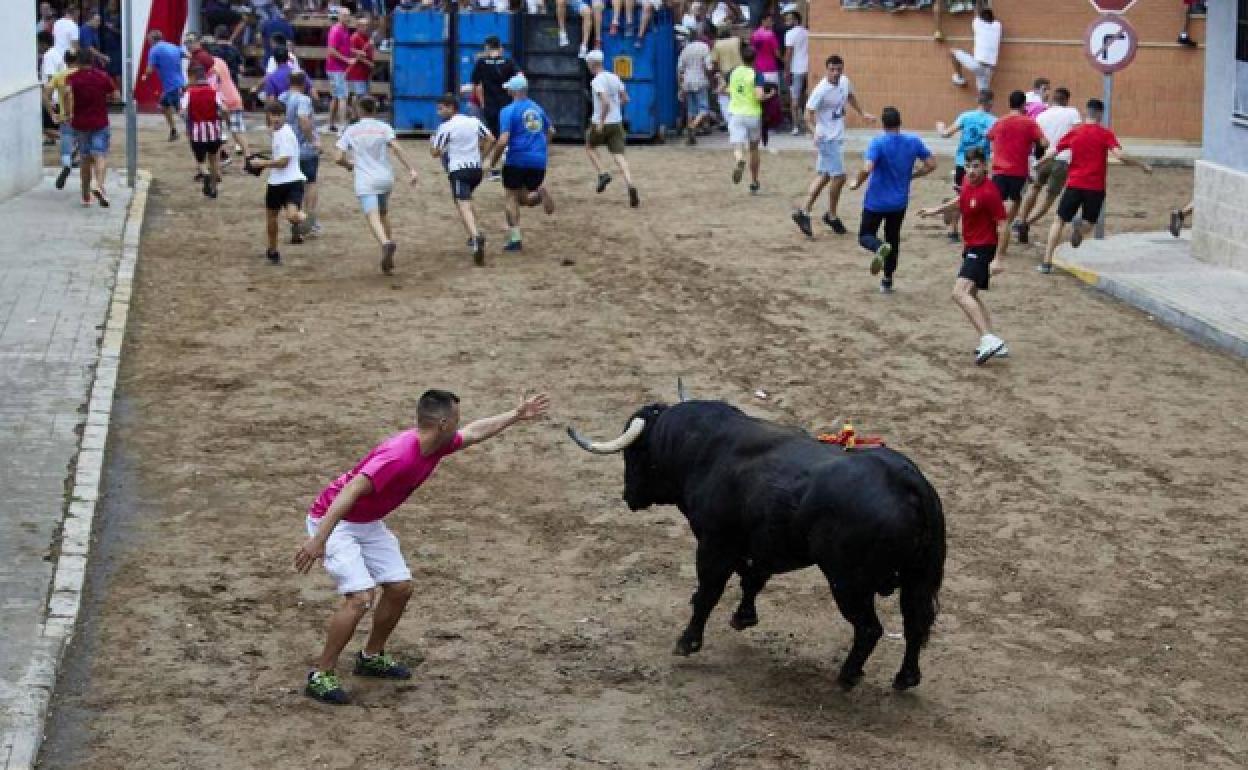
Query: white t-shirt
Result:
<box><xmin>433</xmin><ymin>113</ymin><xmax>490</xmax><ymax>173</ymax></box>
<box><xmin>1036</xmin><ymin>105</ymin><xmax>1081</xmax><ymax>163</ymax></box>
<box><xmin>711</xmin><ymin>2</ymin><xmax>746</xmax><ymax>28</ymax></box>
<box><xmin>677</xmin><ymin>41</ymin><xmax>711</xmax><ymax>92</ymax></box>
<box><xmin>591</xmin><ymin>71</ymin><xmax>625</xmax><ymax>125</ymax></box>
<box><xmin>52</xmin><ymin>17</ymin><xmax>78</xmax><ymax>53</ymax></box>
<box><xmin>806</xmin><ymin>74</ymin><xmax>853</xmax><ymax>141</ymax></box>
<box><xmin>269</xmin><ymin>124</ymin><xmax>307</xmax><ymax>185</ymax></box>
<box><xmin>972</xmin><ymin>17</ymin><xmax>1002</xmax><ymax>66</ymax></box>
<box><xmin>336</xmin><ymin>117</ymin><xmax>397</xmax><ymax>195</ymax></box>
<box><xmin>266</xmin><ymin>53</ymin><xmax>302</xmax><ymax>74</ymax></box>
<box><xmin>40</xmin><ymin>47</ymin><xmax>65</xmax><ymax>84</ymax></box>
<box><xmin>784</xmin><ymin>26</ymin><xmax>809</xmax><ymax>76</ymax></box>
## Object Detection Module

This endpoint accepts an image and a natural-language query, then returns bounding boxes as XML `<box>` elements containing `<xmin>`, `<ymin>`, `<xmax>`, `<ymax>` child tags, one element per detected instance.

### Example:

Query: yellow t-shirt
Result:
<box><xmin>48</xmin><ymin>66</ymin><xmax>78</xmax><ymax>110</ymax></box>
<box><xmin>728</xmin><ymin>65</ymin><xmax>761</xmax><ymax>118</ymax></box>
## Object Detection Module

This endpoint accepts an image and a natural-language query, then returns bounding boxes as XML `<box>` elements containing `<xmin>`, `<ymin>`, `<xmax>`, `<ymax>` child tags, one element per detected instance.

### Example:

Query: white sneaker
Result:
<box><xmin>578</xmin><ymin>43</ymin><xmax>588</xmax><ymax>58</ymax></box>
<box><xmin>975</xmin><ymin>334</ymin><xmax>1006</xmax><ymax>365</ymax></box>
<box><xmin>790</xmin><ymin>127</ymin><xmax>800</xmax><ymax>136</ymax></box>
<box><xmin>994</xmin><ymin>343</ymin><xmax>1010</xmax><ymax>358</ymax></box>
<box><xmin>559</xmin><ymin>30</ymin><xmax>570</xmax><ymax>47</ymax></box>
<box><xmin>952</xmin><ymin>73</ymin><xmax>967</xmax><ymax>87</ymax></box>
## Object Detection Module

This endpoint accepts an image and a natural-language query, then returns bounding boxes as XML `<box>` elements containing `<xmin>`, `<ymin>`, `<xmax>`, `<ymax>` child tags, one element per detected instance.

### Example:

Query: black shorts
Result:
<box><xmin>265</xmin><ymin>180</ymin><xmax>305</xmax><ymax>211</ymax></box>
<box><xmin>992</xmin><ymin>174</ymin><xmax>1027</xmax><ymax>203</ymax></box>
<box><xmin>43</xmin><ymin>105</ymin><xmax>57</xmax><ymax>131</ymax></box>
<box><xmin>191</xmin><ymin>139</ymin><xmax>224</xmax><ymax>163</ymax></box>
<box><xmin>502</xmin><ymin>165</ymin><xmax>545</xmax><ymax>192</ymax></box>
<box><xmin>449</xmin><ymin>168</ymin><xmax>483</xmax><ymax>201</ymax></box>
<box><xmin>958</xmin><ymin>244</ymin><xmax>997</xmax><ymax>290</ymax></box>
<box><xmin>482</xmin><ymin>109</ymin><xmax>501</xmax><ymax>139</ymax></box>
<box><xmin>1057</xmin><ymin>187</ymin><xmax>1106</xmax><ymax>224</ymax></box>
<box><xmin>299</xmin><ymin>156</ymin><xmax>320</xmax><ymax>183</ymax></box>
<box><xmin>953</xmin><ymin>164</ymin><xmax>966</xmax><ymax>191</ymax></box>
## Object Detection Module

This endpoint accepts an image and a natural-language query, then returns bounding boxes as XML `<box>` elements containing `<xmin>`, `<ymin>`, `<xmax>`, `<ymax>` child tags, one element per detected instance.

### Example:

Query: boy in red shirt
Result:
<box><xmin>65</xmin><ymin>59</ymin><xmax>117</xmax><ymax>208</ymax></box>
<box><xmin>1039</xmin><ymin>98</ymin><xmax>1152</xmax><ymax>273</ymax></box>
<box><xmin>294</xmin><ymin>389</ymin><xmax>550</xmax><ymax>705</ymax></box>
<box><xmin>986</xmin><ymin>89</ymin><xmax>1046</xmax><ymax>256</ymax></box>
<box><xmin>918</xmin><ymin>147</ymin><xmax>1010</xmax><ymax>365</ymax></box>
<box><xmin>346</xmin><ymin>14</ymin><xmax>376</xmax><ymax>107</ymax></box>
<box><xmin>180</xmin><ymin>63</ymin><xmax>227</xmax><ymax>198</ymax></box>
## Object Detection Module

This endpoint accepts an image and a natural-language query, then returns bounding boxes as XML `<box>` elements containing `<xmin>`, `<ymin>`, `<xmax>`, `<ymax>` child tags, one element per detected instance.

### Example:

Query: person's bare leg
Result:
<box><xmin>998</xmin><ymin>199</ymin><xmax>1018</xmax><ymax>254</ymax></box>
<box><xmin>748</xmin><ymin>142</ymin><xmax>760</xmax><ymax>184</ymax></box>
<box><xmin>612</xmin><ymin>153</ymin><xmax>634</xmax><ymax>186</ymax></box>
<box><xmin>362</xmin><ymin>581</ymin><xmax>413</xmax><ymax>655</ymax></box>
<box><xmin>583</xmin><ymin>7</ymin><xmax>595</xmax><ymax>50</ymax></box>
<box><xmin>94</xmin><ymin>155</ymin><xmax>109</xmax><ymax>193</ymax></box>
<box><xmin>314</xmin><ymin>590</ymin><xmax>373</xmax><ymax>671</ymax></box>
<box><xmin>267</xmin><ymin>209</ymin><xmax>280</xmax><ymax>251</ymax></box>
<box><xmin>380</xmin><ymin>209</ymin><xmax>393</xmax><ymax>240</ymax></box>
<box><xmin>950</xmin><ymin>51</ymin><xmax>963</xmax><ymax>81</ymax></box>
<box><xmin>456</xmin><ymin>199</ymin><xmax>479</xmax><ymax>237</ymax></box>
<box><xmin>953</xmin><ymin>279</ymin><xmax>990</xmax><ymax>337</ymax></box>
<box><xmin>305</xmin><ymin>181</ymin><xmax>318</xmax><ymax>227</ymax></box>
<box><xmin>638</xmin><ymin>3</ymin><xmax>653</xmax><ymax>37</ymax></box>
<box><xmin>365</xmin><ymin>210</ymin><xmax>387</xmax><ymax>244</ymax></box>
<box><xmin>1018</xmin><ymin>183</ymin><xmax>1042</xmax><ymax>226</ymax></box>
<box><xmin>1043</xmin><ymin>219</ymin><xmax>1066</xmax><ymax>267</ymax></box>
<box><xmin>826</xmin><ymin>175</ymin><xmax>847</xmax><ymax>219</ymax></box>
<box><xmin>933</xmin><ymin>1</ymin><xmax>943</xmax><ymax>40</ymax></box>
<box><xmin>79</xmin><ymin>155</ymin><xmax>93</xmax><ymax>203</ymax></box>
<box><xmin>804</xmin><ymin>173</ymin><xmax>830</xmax><ymax>212</ymax></box>
<box><xmin>586</xmin><ymin>143</ymin><xmax>605</xmax><ymax>174</ymax></box>
<box><xmin>164</xmin><ymin>105</ymin><xmax>177</xmax><ymax>133</ymax></box>
<box><xmin>1027</xmin><ymin>192</ymin><xmax>1059</xmax><ymax>226</ymax></box>
<box><xmin>556</xmin><ymin>0</ymin><xmax>568</xmax><ymax>39</ymax></box>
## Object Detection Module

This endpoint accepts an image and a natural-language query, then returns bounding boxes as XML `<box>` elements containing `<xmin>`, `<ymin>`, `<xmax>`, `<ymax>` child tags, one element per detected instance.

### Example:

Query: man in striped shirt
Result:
<box><xmin>181</xmin><ymin>63</ymin><xmax>227</xmax><ymax>198</ymax></box>
<box><xmin>432</xmin><ymin>93</ymin><xmax>495</xmax><ymax>266</ymax></box>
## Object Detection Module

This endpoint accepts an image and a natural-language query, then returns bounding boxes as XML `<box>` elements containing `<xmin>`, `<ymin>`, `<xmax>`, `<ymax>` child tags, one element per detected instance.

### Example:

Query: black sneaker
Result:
<box><xmin>1017</xmin><ymin>221</ymin><xmax>1029</xmax><ymax>244</ymax></box>
<box><xmin>305</xmin><ymin>671</ymin><xmax>349</xmax><ymax>705</ymax></box>
<box><xmin>55</xmin><ymin>166</ymin><xmax>72</xmax><ymax>190</ymax></box>
<box><xmin>1177</xmin><ymin>33</ymin><xmax>1197</xmax><ymax>47</ymax></box>
<box><xmin>206</xmin><ymin>180</ymin><xmax>218</xmax><ymax>199</ymax></box>
<box><xmin>471</xmin><ymin>235</ymin><xmax>485</xmax><ymax>266</ymax></box>
<box><xmin>503</xmin><ymin>239</ymin><xmax>523</xmax><ymax>252</ymax></box>
<box><xmin>381</xmin><ymin>241</ymin><xmax>397</xmax><ymax>274</ymax></box>
<box><xmin>291</xmin><ymin>222</ymin><xmax>305</xmax><ymax>245</ymax></box>
<box><xmin>748</xmin><ymin>181</ymin><xmax>760</xmax><ymax>195</ymax></box>
<box><xmin>1036</xmin><ymin>263</ymin><xmax>1053</xmax><ymax>274</ymax></box>
<box><xmin>354</xmin><ymin>651</ymin><xmax>412</xmax><ymax>679</ymax></box>
<box><xmin>202</xmin><ymin>174</ymin><xmax>213</xmax><ymax>197</ymax></box>
<box><xmin>169</xmin><ymin>129</ymin><xmax>178</xmax><ymax>142</ymax></box>
<box><xmin>792</xmin><ymin>209</ymin><xmax>813</xmax><ymax>237</ymax></box>
<box><xmin>879</xmin><ymin>279</ymin><xmax>895</xmax><ymax>295</ymax></box>
<box><xmin>1169</xmin><ymin>209</ymin><xmax>1182</xmax><ymax>238</ymax></box>
<box><xmin>596</xmin><ymin>172</ymin><xmax>612</xmax><ymax>193</ymax></box>
<box><xmin>266</xmin><ymin>248</ymin><xmax>281</xmax><ymax>264</ymax></box>
<box><xmin>194</xmin><ymin>171</ymin><xmax>206</xmax><ymax>182</ymax></box>
<box><xmin>628</xmin><ymin>186</ymin><xmax>640</xmax><ymax>208</ymax></box>
<box><xmin>822</xmin><ymin>214</ymin><xmax>848</xmax><ymax>235</ymax></box>
<box><xmin>685</xmin><ymin>130</ymin><xmax>696</xmax><ymax>146</ymax></box>
<box><xmin>946</xmin><ymin>231</ymin><xmax>961</xmax><ymax>243</ymax></box>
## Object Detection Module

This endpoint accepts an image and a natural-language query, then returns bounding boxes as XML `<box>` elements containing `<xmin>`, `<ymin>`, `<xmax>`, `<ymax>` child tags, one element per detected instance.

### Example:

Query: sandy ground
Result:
<box><xmin>37</xmin><ymin>124</ymin><xmax>1248</xmax><ymax>769</ymax></box>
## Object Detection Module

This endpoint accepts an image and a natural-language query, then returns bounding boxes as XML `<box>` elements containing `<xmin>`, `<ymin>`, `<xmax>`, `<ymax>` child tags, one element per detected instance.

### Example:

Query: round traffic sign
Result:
<box><xmin>1084</xmin><ymin>14</ymin><xmax>1139</xmax><ymax>75</ymax></box>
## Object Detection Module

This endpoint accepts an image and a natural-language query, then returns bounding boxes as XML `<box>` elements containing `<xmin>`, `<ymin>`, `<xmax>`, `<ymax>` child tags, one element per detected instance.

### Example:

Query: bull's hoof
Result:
<box><xmin>729</xmin><ymin>610</ymin><xmax>758</xmax><ymax>631</ymax></box>
<box><xmin>673</xmin><ymin>635</ymin><xmax>703</xmax><ymax>656</ymax></box>
<box><xmin>892</xmin><ymin>669</ymin><xmax>921</xmax><ymax>691</ymax></box>
<box><xmin>837</xmin><ymin>668</ymin><xmax>864</xmax><ymax>690</ymax></box>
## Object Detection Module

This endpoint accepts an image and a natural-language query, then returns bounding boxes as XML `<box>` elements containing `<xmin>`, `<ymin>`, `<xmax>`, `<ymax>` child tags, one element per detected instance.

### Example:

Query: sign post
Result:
<box><xmin>122</xmin><ymin>0</ymin><xmax>137</xmax><ymax>189</ymax></box>
<box><xmin>1083</xmin><ymin>13</ymin><xmax>1138</xmax><ymax>238</ymax></box>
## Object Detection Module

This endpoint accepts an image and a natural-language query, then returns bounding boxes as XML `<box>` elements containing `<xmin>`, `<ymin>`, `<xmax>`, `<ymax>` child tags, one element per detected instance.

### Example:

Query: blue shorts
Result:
<box><xmin>347</xmin><ymin>79</ymin><xmax>369</xmax><ymax>97</ymax></box>
<box><xmin>358</xmin><ymin>192</ymin><xmax>390</xmax><ymax>214</ymax></box>
<box><xmin>76</xmin><ymin>127</ymin><xmax>111</xmax><ymax>157</ymax></box>
<box><xmin>565</xmin><ymin>0</ymin><xmax>591</xmax><ymax>13</ymax></box>
<box><xmin>159</xmin><ymin>87</ymin><xmax>183</xmax><ymax>109</ymax></box>
<box><xmin>816</xmin><ymin>138</ymin><xmax>844</xmax><ymax>177</ymax></box>
<box><xmin>685</xmin><ymin>89</ymin><xmax>710</xmax><ymax>118</ymax></box>
<box><xmin>328</xmin><ymin>71</ymin><xmax>348</xmax><ymax>99</ymax></box>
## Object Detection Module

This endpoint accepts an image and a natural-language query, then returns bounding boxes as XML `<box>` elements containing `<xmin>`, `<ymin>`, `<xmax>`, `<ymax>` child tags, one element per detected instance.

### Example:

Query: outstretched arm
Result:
<box><xmin>848</xmin><ymin>160</ymin><xmax>873</xmax><ymax>191</ymax></box>
<box><xmin>847</xmin><ymin>92</ymin><xmax>875</xmax><ymax>123</ymax></box>
<box><xmin>1110</xmin><ymin>146</ymin><xmax>1152</xmax><ymax>174</ymax></box>
<box><xmin>460</xmin><ymin>393</ymin><xmax>551</xmax><ymax>448</ymax></box>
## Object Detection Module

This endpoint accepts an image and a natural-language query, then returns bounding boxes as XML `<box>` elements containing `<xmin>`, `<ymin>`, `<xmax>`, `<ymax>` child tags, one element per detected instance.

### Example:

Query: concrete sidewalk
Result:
<box><xmin>1052</xmin><ymin>231</ymin><xmax>1248</xmax><ymax>359</ymax></box>
<box><xmin>0</xmin><ymin>171</ymin><xmax>146</xmax><ymax>770</ymax></box>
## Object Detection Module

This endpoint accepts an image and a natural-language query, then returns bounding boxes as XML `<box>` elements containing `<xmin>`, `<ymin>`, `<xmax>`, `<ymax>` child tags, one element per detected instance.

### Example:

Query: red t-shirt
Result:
<box><xmin>66</xmin><ymin>67</ymin><xmax>113</xmax><ymax>131</ymax></box>
<box><xmin>1057</xmin><ymin>123</ymin><xmax>1121</xmax><ymax>192</ymax></box>
<box><xmin>959</xmin><ymin>174</ymin><xmax>1008</xmax><ymax>247</ymax></box>
<box><xmin>191</xmin><ymin>48</ymin><xmax>216</xmax><ymax>75</ymax></box>
<box><xmin>181</xmin><ymin>83</ymin><xmax>223</xmax><ymax>142</ymax></box>
<box><xmin>986</xmin><ymin>113</ymin><xmax>1044</xmax><ymax>178</ymax></box>
<box><xmin>346</xmin><ymin>32</ymin><xmax>375</xmax><ymax>82</ymax></box>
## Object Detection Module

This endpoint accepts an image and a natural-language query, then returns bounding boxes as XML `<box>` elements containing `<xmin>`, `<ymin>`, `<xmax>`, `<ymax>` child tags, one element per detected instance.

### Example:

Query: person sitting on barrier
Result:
<box><xmin>557</xmin><ymin>0</ymin><xmax>603</xmax><ymax>59</ymax></box>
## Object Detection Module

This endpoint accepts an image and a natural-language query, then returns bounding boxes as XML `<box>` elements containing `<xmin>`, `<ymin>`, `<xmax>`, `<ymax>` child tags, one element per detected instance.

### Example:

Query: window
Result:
<box><xmin>1237</xmin><ymin>0</ymin><xmax>1248</xmax><ymax>119</ymax></box>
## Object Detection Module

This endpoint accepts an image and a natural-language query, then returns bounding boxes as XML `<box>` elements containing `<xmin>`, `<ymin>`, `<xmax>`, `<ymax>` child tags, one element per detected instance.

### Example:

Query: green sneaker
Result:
<box><xmin>869</xmin><ymin>242</ymin><xmax>892</xmax><ymax>276</ymax></box>
<box><xmin>354</xmin><ymin>651</ymin><xmax>412</xmax><ymax>679</ymax></box>
<box><xmin>305</xmin><ymin>670</ymin><xmax>349</xmax><ymax>705</ymax></box>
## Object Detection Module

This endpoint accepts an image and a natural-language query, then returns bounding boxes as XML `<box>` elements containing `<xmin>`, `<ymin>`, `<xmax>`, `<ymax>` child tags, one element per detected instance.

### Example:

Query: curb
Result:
<box><xmin>3</xmin><ymin>171</ymin><xmax>150</xmax><ymax>770</ymax></box>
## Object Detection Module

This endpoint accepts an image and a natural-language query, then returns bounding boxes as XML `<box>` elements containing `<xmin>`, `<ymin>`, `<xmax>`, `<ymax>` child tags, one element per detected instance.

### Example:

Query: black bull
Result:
<box><xmin>568</xmin><ymin>397</ymin><xmax>946</xmax><ymax>690</ymax></box>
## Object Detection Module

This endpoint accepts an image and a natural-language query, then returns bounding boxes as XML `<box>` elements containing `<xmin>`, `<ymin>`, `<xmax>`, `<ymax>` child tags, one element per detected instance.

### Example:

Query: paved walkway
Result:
<box><xmin>1053</xmin><ymin>231</ymin><xmax>1248</xmax><ymax>359</ymax></box>
<box><xmin>0</xmin><ymin>171</ymin><xmax>140</xmax><ymax>770</ymax></box>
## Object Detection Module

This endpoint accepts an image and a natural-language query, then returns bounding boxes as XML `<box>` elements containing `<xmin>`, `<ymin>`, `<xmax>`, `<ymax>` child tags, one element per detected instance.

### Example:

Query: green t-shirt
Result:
<box><xmin>728</xmin><ymin>65</ymin><xmax>762</xmax><ymax>118</ymax></box>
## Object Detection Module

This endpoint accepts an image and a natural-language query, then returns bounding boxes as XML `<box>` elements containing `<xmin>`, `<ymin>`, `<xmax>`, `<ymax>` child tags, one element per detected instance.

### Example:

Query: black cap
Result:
<box><xmin>484</xmin><ymin>35</ymin><xmax>501</xmax><ymax>49</ymax></box>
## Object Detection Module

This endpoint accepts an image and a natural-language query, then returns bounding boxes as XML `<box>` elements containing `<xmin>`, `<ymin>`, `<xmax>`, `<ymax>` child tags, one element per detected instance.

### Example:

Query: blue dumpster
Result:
<box><xmin>392</xmin><ymin>11</ymin><xmax>450</xmax><ymax>134</ymax></box>
<box><xmin>455</xmin><ymin>13</ymin><xmax>517</xmax><ymax>114</ymax></box>
<box><xmin>598</xmin><ymin>10</ymin><xmax>678</xmax><ymax>140</ymax></box>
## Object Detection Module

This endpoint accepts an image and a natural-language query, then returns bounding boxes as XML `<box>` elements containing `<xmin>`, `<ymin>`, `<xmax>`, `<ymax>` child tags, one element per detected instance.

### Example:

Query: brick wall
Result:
<box><xmin>808</xmin><ymin>0</ymin><xmax>1205</xmax><ymax>141</ymax></box>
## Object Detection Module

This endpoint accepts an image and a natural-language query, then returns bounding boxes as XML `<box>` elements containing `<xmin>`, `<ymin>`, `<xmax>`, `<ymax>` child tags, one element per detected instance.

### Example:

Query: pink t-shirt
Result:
<box><xmin>326</xmin><ymin>23</ymin><xmax>352</xmax><ymax>73</ymax></box>
<box><xmin>308</xmin><ymin>430</ymin><xmax>465</xmax><ymax>523</ymax></box>
<box><xmin>750</xmin><ymin>27</ymin><xmax>780</xmax><ymax>74</ymax></box>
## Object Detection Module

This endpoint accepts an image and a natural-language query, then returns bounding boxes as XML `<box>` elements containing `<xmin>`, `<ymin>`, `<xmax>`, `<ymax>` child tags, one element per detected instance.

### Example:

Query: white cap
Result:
<box><xmin>781</xmin><ymin>2</ymin><xmax>798</xmax><ymax>14</ymax></box>
<box><xmin>585</xmin><ymin>49</ymin><xmax>605</xmax><ymax>64</ymax></box>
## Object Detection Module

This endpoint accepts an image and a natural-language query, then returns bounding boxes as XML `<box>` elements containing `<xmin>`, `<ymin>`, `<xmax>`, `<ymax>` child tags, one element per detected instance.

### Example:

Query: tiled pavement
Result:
<box><xmin>0</xmin><ymin>173</ymin><xmax>137</xmax><ymax>769</ymax></box>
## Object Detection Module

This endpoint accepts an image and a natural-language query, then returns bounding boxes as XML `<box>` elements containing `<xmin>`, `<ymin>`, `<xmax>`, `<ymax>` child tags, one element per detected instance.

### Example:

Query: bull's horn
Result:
<box><xmin>677</xmin><ymin>378</ymin><xmax>691</xmax><ymax>403</ymax></box>
<box><xmin>566</xmin><ymin>417</ymin><xmax>646</xmax><ymax>454</ymax></box>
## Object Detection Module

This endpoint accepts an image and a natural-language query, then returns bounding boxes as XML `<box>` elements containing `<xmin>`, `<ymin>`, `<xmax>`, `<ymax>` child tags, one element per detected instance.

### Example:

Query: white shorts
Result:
<box><xmin>228</xmin><ymin>110</ymin><xmax>246</xmax><ymax>134</ymax></box>
<box><xmin>952</xmin><ymin>49</ymin><xmax>994</xmax><ymax>92</ymax></box>
<box><xmin>306</xmin><ymin>515</ymin><xmax>411</xmax><ymax>595</ymax></box>
<box><xmin>728</xmin><ymin>114</ymin><xmax>762</xmax><ymax>144</ymax></box>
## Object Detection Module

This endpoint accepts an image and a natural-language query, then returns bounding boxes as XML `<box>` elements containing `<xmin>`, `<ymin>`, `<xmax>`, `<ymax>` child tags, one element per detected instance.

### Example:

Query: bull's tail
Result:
<box><xmin>899</xmin><ymin>475</ymin><xmax>945</xmax><ymax>648</ymax></box>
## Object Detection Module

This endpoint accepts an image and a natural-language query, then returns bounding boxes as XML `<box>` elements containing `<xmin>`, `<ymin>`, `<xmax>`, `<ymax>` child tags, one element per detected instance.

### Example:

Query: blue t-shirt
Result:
<box><xmin>79</xmin><ymin>24</ymin><xmax>100</xmax><ymax>54</ymax></box>
<box><xmin>147</xmin><ymin>41</ymin><xmax>185</xmax><ymax>93</ymax></box>
<box><xmin>863</xmin><ymin>132</ymin><xmax>932</xmax><ymax>213</ymax></box>
<box><xmin>954</xmin><ymin>109</ymin><xmax>996</xmax><ymax>167</ymax></box>
<box><xmin>499</xmin><ymin>98</ymin><xmax>551</xmax><ymax>169</ymax></box>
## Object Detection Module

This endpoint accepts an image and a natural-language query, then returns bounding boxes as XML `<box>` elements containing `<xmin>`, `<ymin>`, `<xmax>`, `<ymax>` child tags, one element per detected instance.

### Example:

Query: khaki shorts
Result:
<box><xmin>1035</xmin><ymin>158</ymin><xmax>1069</xmax><ymax>197</ymax></box>
<box><xmin>588</xmin><ymin>122</ymin><xmax>627</xmax><ymax>154</ymax></box>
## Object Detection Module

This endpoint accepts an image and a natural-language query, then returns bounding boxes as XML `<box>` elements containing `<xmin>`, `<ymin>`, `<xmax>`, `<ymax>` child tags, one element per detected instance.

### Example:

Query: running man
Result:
<box><xmin>1016</xmin><ymin>86</ymin><xmax>1080</xmax><ymax>244</ymax></box>
<box><xmin>935</xmin><ymin>88</ymin><xmax>995</xmax><ymax>242</ymax></box>
<box><xmin>253</xmin><ymin>101</ymin><xmax>308</xmax><ymax>264</ymax></box>
<box><xmin>45</xmin><ymin>47</ymin><xmax>79</xmax><ymax>191</ymax></box>
<box><xmin>281</xmin><ymin>72</ymin><xmax>321</xmax><ymax>239</ymax></box>
<box><xmin>791</xmin><ymin>54</ymin><xmax>875</xmax><ymax>238</ymax></box>
<box><xmin>142</xmin><ymin>29</ymin><xmax>187</xmax><ymax>141</ymax></box>
<box><xmin>918</xmin><ymin>147</ymin><xmax>1011</xmax><ymax>365</ymax></box>
<box><xmin>950</xmin><ymin>1</ymin><xmax>1001</xmax><ymax>93</ymax></box>
<box><xmin>180</xmin><ymin>63</ymin><xmax>227</xmax><ymax>198</ymax></box>
<box><xmin>728</xmin><ymin>46</ymin><xmax>768</xmax><ymax>194</ymax></box>
<box><xmin>585</xmin><ymin>50</ymin><xmax>640</xmax><ymax>208</ymax></box>
<box><xmin>986</xmin><ymin>90</ymin><xmax>1046</xmax><ymax>256</ymax></box>
<box><xmin>848</xmin><ymin>106</ymin><xmax>937</xmax><ymax>293</ymax></box>
<box><xmin>470</xmin><ymin>35</ymin><xmax>518</xmax><ymax>141</ymax></box>
<box><xmin>432</xmin><ymin>93</ymin><xmax>495</xmax><ymax>266</ymax></box>
<box><xmin>1039</xmin><ymin>98</ymin><xmax>1152</xmax><ymax>273</ymax></box>
<box><xmin>485</xmin><ymin>75</ymin><xmax>556</xmax><ymax>253</ymax></box>
<box><xmin>295</xmin><ymin>390</ymin><xmax>551</xmax><ymax>705</ymax></box>
<box><xmin>66</xmin><ymin>55</ymin><xmax>117</xmax><ymax>208</ymax></box>
<box><xmin>335</xmin><ymin>96</ymin><xmax>421</xmax><ymax>274</ymax></box>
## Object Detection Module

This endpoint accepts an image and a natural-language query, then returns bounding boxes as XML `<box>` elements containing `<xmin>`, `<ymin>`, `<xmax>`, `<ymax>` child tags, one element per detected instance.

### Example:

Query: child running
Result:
<box><xmin>432</xmin><ymin>93</ymin><xmax>495</xmax><ymax>266</ymax></box>
<box><xmin>334</xmin><ymin>96</ymin><xmax>421</xmax><ymax>275</ymax></box>
<box><xmin>181</xmin><ymin>64</ymin><xmax>227</xmax><ymax>198</ymax></box>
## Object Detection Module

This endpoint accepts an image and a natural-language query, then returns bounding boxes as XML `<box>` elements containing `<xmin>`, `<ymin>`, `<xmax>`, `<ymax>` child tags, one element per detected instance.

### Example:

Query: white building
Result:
<box><xmin>0</xmin><ymin>2</ymin><xmax>42</xmax><ymax>202</ymax></box>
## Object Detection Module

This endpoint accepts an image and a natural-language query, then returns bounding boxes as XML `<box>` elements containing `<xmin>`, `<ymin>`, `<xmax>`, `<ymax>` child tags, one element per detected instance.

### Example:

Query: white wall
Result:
<box><xmin>0</xmin><ymin>1</ymin><xmax>42</xmax><ymax>202</ymax></box>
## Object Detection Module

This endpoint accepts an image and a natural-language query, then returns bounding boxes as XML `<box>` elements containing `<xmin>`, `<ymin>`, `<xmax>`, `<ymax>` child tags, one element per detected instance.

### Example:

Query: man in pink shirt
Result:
<box><xmin>325</xmin><ymin>10</ymin><xmax>354</xmax><ymax>132</ymax></box>
<box><xmin>750</xmin><ymin>11</ymin><xmax>781</xmax><ymax>85</ymax></box>
<box><xmin>294</xmin><ymin>389</ymin><xmax>551</xmax><ymax>704</ymax></box>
